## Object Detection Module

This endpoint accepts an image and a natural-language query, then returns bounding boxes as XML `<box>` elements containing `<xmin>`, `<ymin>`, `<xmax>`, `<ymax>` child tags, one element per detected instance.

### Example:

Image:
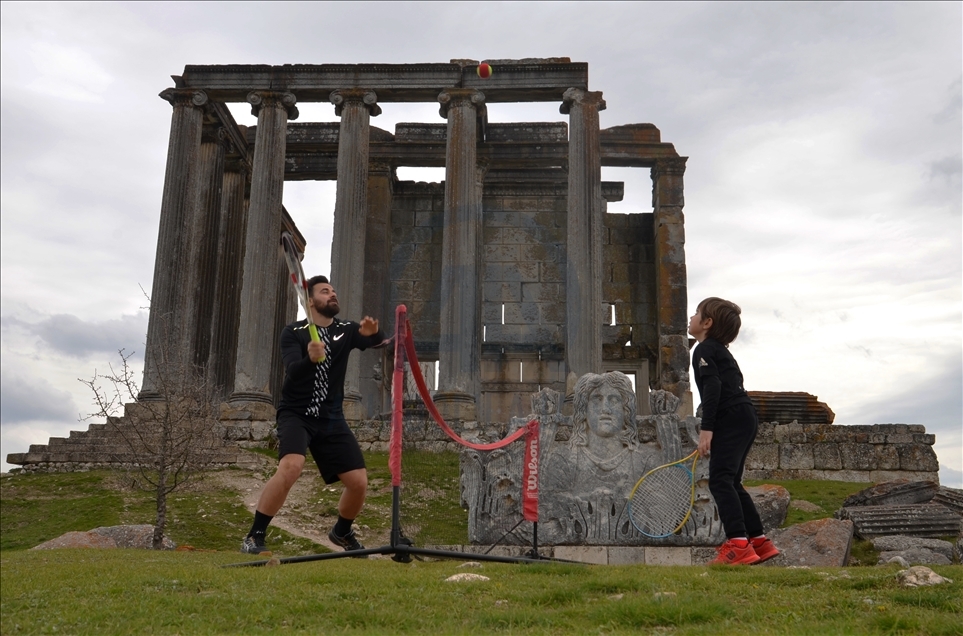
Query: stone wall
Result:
<box><xmin>351</xmin><ymin>416</ymin><xmax>941</xmax><ymax>486</ymax></box>
<box><xmin>744</xmin><ymin>422</ymin><xmax>940</xmax><ymax>483</ymax></box>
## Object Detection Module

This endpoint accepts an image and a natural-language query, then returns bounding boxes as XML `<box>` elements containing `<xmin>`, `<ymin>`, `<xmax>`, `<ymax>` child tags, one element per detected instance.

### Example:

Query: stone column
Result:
<box><xmin>434</xmin><ymin>89</ymin><xmax>486</xmax><ymax>421</ymax></box>
<box><xmin>561</xmin><ymin>88</ymin><xmax>606</xmax><ymax>391</ymax></box>
<box><xmin>207</xmin><ymin>155</ymin><xmax>249</xmax><ymax>400</ymax></box>
<box><xmin>187</xmin><ymin>124</ymin><xmax>227</xmax><ymax>371</ymax></box>
<box><xmin>360</xmin><ymin>160</ymin><xmax>394</xmax><ymax>416</ymax></box>
<box><xmin>139</xmin><ymin>88</ymin><xmax>208</xmax><ymax>401</ymax></box>
<box><xmin>230</xmin><ymin>91</ymin><xmax>298</xmax><ymax>406</ymax></box>
<box><xmin>652</xmin><ymin>157</ymin><xmax>690</xmax><ymax>413</ymax></box>
<box><xmin>329</xmin><ymin>89</ymin><xmax>380</xmax><ymax>421</ymax></box>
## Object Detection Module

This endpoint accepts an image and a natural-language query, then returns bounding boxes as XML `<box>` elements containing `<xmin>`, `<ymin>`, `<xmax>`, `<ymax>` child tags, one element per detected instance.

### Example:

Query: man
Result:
<box><xmin>241</xmin><ymin>275</ymin><xmax>385</xmax><ymax>555</ymax></box>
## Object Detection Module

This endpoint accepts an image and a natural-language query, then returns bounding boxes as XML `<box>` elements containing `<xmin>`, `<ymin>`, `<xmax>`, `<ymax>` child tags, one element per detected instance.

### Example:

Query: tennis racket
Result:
<box><xmin>280</xmin><ymin>232</ymin><xmax>322</xmax><ymax>354</ymax></box>
<box><xmin>628</xmin><ymin>450</ymin><xmax>699</xmax><ymax>538</ymax></box>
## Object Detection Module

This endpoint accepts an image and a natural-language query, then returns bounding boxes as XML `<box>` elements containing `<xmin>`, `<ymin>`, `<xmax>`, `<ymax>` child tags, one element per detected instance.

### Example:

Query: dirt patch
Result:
<box><xmin>207</xmin><ymin>456</ymin><xmax>387</xmax><ymax>551</ymax></box>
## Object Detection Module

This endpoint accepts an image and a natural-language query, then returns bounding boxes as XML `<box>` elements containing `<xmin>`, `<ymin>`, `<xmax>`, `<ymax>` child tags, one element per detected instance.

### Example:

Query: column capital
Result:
<box><xmin>369</xmin><ymin>159</ymin><xmax>394</xmax><ymax>175</ymax></box>
<box><xmin>159</xmin><ymin>88</ymin><xmax>208</xmax><ymax>108</ymax></box>
<box><xmin>437</xmin><ymin>88</ymin><xmax>485</xmax><ymax>119</ymax></box>
<box><xmin>247</xmin><ymin>91</ymin><xmax>299</xmax><ymax>120</ymax></box>
<box><xmin>559</xmin><ymin>88</ymin><xmax>606</xmax><ymax>115</ymax></box>
<box><xmin>330</xmin><ymin>89</ymin><xmax>381</xmax><ymax>117</ymax></box>
<box><xmin>652</xmin><ymin>157</ymin><xmax>688</xmax><ymax>179</ymax></box>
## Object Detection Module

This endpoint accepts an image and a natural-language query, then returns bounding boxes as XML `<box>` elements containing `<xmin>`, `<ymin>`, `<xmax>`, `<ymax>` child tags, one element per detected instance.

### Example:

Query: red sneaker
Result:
<box><xmin>750</xmin><ymin>537</ymin><xmax>780</xmax><ymax>563</ymax></box>
<box><xmin>710</xmin><ymin>539</ymin><xmax>761</xmax><ymax>565</ymax></box>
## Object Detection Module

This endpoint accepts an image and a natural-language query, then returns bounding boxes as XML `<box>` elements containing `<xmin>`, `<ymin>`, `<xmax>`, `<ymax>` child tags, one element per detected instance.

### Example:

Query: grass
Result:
<box><xmin>0</xmin><ymin>550</ymin><xmax>960</xmax><ymax>635</ymax></box>
<box><xmin>3</xmin><ymin>458</ymin><xmax>961</xmax><ymax>634</ymax></box>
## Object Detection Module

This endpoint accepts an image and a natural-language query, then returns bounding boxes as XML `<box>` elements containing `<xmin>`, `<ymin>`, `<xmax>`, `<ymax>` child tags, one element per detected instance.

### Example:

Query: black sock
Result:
<box><xmin>334</xmin><ymin>515</ymin><xmax>354</xmax><ymax>536</ymax></box>
<box><xmin>248</xmin><ymin>511</ymin><xmax>273</xmax><ymax>537</ymax></box>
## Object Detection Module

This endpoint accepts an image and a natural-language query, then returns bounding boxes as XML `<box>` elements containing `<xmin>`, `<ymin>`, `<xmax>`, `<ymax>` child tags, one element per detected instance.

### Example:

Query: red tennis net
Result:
<box><xmin>390</xmin><ymin>305</ymin><xmax>540</xmax><ymax>532</ymax></box>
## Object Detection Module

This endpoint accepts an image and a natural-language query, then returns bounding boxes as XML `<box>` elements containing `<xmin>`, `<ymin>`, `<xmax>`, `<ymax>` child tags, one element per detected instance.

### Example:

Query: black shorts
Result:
<box><xmin>276</xmin><ymin>409</ymin><xmax>366</xmax><ymax>484</ymax></box>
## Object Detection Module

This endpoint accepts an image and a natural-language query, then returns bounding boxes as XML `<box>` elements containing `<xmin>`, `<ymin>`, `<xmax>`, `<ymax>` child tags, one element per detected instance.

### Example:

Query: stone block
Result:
<box><xmin>912</xmin><ymin>434</ymin><xmax>935</xmax><ymax>445</ymax></box>
<box><xmin>483</xmin><ymin>282</ymin><xmax>521</xmax><ymax>302</ymax></box>
<box><xmin>838</xmin><ymin>504</ymin><xmax>962</xmax><ymax>539</ymax></box>
<box><xmin>538</xmin><ymin>302</ymin><xmax>565</xmax><ymax>324</ymax></box>
<box><xmin>746</xmin><ymin>484</ymin><xmax>790</xmax><ymax>532</ymax></box>
<box><xmin>772</xmin><ymin>424</ymin><xmax>790</xmax><ymax>443</ymax></box>
<box><xmin>746</xmin><ymin>444</ymin><xmax>778</xmax><ymax>471</ymax></box>
<box><xmin>539</xmin><ymin>262</ymin><xmax>564</xmax><ymax>283</ymax></box>
<box><xmin>249</xmin><ymin>421</ymin><xmax>274</xmax><ymax>441</ymax></box>
<box><xmin>607</xmin><ymin>547</ymin><xmax>646</xmax><ymax>565</ymax></box>
<box><xmin>812</xmin><ymin>444</ymin><xmax>842</xmax><ymax>470</ymax></box>
<box><xmin>761</xmin><ymin>518</ymin><xmax>854</xmax><ymax>567</ymax></box>
<box><xmin>484</xmin><ymin>244</ymin><xmax>519</xmax><ymax>262</ymax></box>
<box><xmin>843</xmin><ymin>480</ymin><xmax>939</xmax><ymax>507</ymax></box>
<box><xmin>521</xmin><ymin>282</ymin><xmax>561</xmax><ymax>303</ymax></box>
<box><xmin>553</xmin><ymin>546</ymin><xmax>608</xmax><ymax>565</ymax></box>
<box><xmin>692</xmin><ymin>547</ymin><xmax>717</xmax><ymax>565</ymax></box>
<box><xmin>504</xmin><ymin>302</ymin><xmax>539</xmax><ymax>324</ymax></box>
<box><xmin>484</xmin><ymin>262</ymin><xmax>539</xmax><ymax>283</ymax></box>
<box><xmin>879</xmin><ymin>549</ymin><xmax>951</xmax><ymax>566</ymax></box>
<box><xmin>871</xmin><ymin>536</ymin><xmax>955</xmax><ymax>561</ymax></box>
<box><xmin>839</xmin><ymin>443</ymin><xmax>877</xmax><ymax>470</ymax></box>
<box><xmin>644</xmin><ymin>546</ymin><xmax>692</xmax><ymax>566</ymax></box>
<box><xmin>779</xmin><ymin>444</ymin><xmax>815</xmax><ymax>470</ymax></box>
<box><xmin>754</xmin><ymin>422</ymin><xmax>775</xmax><ymax>444</ymax></box>
<box><xmin>932</xmin><ymin>486</ymin><xmax>963</xmax><ymax>517</ymax></box>
<box><xmin>886</xmin><ymin>434</ymin><xmax>914</xmax><ymax>444</ymax></box>
<box><xmin>875</xmin><ymin>445</ymin><xmax>900</xmax><ymax>470</ymax></box>
<box><xmin>896</xmin><ymin>445</ymin><xmax>939</xmax><ymax>472</ymax></box>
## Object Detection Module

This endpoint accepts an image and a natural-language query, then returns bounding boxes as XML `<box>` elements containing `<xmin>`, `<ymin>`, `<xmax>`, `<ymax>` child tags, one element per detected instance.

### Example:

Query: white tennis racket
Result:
<box><xmin>628</xmin><ymin>450</ymin><xmax>699</xmax><ymax>538</ymax></box>
<box><xmin>280</xmin><ymin>231</ymin><xmax>321</xmax><ymax>348</ymax></box>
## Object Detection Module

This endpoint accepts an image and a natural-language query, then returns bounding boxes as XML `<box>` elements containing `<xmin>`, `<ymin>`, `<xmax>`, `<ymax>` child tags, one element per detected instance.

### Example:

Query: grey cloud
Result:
<box><xmin>858</xmin><ymin>356</ymin><xmax>962</xmax><ymax>431</ymax></box>
<box><xmin>5</xmin><ymin>313</ymin><xmax>147</xmax><ymax>359</ymax></box>
<box><xmin>0</xmin><ymin>369</ymin><xmax>76</xmax><ymax>425</ymax></box>
<box><xmin>929</xmin><ymin>154</ymin><xmax>962</xmax><ymax>183</ymax></box>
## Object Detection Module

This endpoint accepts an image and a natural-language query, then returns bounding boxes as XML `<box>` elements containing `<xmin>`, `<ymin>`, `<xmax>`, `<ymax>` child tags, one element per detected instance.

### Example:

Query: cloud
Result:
<box><xmin>3</xmin><ymin>312</ymin><xmax>147</xmax><ymax>359</ymax></box>
<box><xmin>0</xmin><ymin>369</ymin><xmax>76</xmax><ymax>425</ymax></box>
<box><xmin>940</xmin><ymin>465</ymin><xmax>963</xmax><ymax>489</ymax></box>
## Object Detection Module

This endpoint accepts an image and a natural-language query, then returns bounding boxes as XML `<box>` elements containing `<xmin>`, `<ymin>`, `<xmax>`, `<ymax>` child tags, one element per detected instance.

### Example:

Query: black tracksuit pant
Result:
<box><xmin>708</xmin><ymin>402</ymin><xmax>765</xmax><ymax>539</ymax></box>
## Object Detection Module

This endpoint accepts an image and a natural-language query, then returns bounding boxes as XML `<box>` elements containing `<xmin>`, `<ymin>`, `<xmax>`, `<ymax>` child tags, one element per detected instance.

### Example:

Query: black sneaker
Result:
<box><xmin>241</xmin><ymin>534</ymin><xmax>271</xmax><ymax>555</ymax></box>
<box><xmin>328</xmin><ymin>527</ymin><xmax>366</xmax><ymax>556</ymax></box>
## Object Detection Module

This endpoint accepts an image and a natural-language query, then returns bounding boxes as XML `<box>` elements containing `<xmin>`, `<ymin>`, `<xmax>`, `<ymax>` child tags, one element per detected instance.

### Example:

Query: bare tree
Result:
<box><xmin>80</xmin><ymin>348</ymin><xmax>224</xmax><ymax>549</ymax></box>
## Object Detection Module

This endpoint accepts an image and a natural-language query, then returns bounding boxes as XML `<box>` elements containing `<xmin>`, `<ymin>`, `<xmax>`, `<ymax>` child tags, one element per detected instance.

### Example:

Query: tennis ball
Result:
<box><xmin>477</xmin><ymin>63</ymin><xmax>493</xmax><ymax>79</ymax></box>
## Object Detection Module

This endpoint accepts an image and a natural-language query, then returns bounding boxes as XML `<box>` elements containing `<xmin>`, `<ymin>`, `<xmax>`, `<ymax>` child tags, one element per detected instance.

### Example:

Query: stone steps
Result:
<box><xmin>838</xmin><ymin>503</ymin><xmax>962</xmax><ymax>539</ymax></box>
<box><xmin>932</xmin><ymin>486</ymin><xmax>963</xmax><ymax>517</ymax></box>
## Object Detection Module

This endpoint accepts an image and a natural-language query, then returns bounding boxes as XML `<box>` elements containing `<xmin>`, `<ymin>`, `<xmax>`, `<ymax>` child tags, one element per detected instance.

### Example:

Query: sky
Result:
<box><xmin>1</xmin><ymin>2</ymin><xmax>960</xmax><ymax>485</ymax></box>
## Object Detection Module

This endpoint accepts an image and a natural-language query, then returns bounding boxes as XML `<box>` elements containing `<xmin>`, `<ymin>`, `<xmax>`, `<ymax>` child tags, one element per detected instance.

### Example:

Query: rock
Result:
<box><xmin>884</xmin><ymin>556</ymin><xmax>911</xmax><ymax>568</ymax></box>
<box><xmin>32</xmin><ymin>531</ymin><xmax>117</xmax><ymax>550</ymax></box>
<box><xmin>957</xmin><ymin>538</ymin><xmax>962</xmax><ymax>563</ymax></box>
<box><xmin>871</xmin><ymin>535</ymin><xmax>955</xmax><ymax>560</ymax></box>
<box><xmin>446</xmin><ymin>573</ymin><xmax>490</xmax><ymax>582</ymax></box>
<box><xmin>790</xmin><ymin>499</ymin><xmax>823</xmax><ymax>513</ymax></box>
<box><xmin>897</xmin><ymin>566</ymin><xmax>954</xmax><ymax>587</ymax></box>
<box><xmin>842</xmin><ymin>480</ymin><xmax>938</xmax><ymax>507</ymax></box>
<box><xmin>90</xmin><ymin>525</ymin><xmax>176</xmax><ymax>549</ymax></box>
<box><xmin>760</xmin><ymin>518</ymin><xmax>854</xmax><ymax>567</ymax></box>
<box><xmin>30</xmin><ymin>524</ymin><xmax>175</xmax><ymax>551</ymax></box>
<box><xmin>746</xmin><ymin>484</ymin><xmax>790</xmax><ymax>532</ymax></box>
<box><xmin>837</xmin><ymin>503</ymin><xmax>962</xmax><ymax>539</ymax></box>
<box><xmin>878</xmin><ymin>548</ymin><xmax>952</xmax><ymax>566</ymax></box>
<box><xmin>458</xmin><ymin>561</ymin><xmax>482</xmax><ymax>568</ymax></box>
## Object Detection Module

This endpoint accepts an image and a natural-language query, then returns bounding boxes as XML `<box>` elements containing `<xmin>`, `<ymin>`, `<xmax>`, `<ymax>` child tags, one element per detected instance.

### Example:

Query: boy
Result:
<box><xmin>689</xmin><ymin>297</ymin><xmax>779</xmax><ymax>565</ymax></box>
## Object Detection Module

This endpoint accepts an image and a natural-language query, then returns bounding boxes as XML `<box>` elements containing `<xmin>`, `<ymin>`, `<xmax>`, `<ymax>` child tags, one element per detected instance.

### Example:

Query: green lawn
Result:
<box><xmin>2</xmin><ymin>460</ymin><xmax>960</xmax><ymax>634</ymax></box>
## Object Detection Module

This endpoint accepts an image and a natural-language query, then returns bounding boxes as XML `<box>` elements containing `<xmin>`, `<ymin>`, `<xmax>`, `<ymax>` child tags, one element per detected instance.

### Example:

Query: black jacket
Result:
<box><xmin>691</xmin><ymin>337</ymin><xmax>752</xmax><ymax>431</ymax></box>
<box><xmin>277</xmin><ymin>318</ymin><xmax>385</xmax><ymax>418</ymax></box>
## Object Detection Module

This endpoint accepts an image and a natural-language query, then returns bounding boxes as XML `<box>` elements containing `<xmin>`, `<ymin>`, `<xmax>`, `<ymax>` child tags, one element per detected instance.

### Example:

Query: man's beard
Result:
<box><xmin>316</xmin><ymin>299</ymin><xmax>340</xmax><ymax>318</ymax></box>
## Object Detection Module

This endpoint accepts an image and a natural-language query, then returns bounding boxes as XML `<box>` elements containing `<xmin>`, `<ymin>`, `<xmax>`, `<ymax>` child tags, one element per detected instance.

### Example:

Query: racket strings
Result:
<box><xmin>628</xmin><ymin>465</ymin><xmax>694</xmax><ymax>537</ymax></box>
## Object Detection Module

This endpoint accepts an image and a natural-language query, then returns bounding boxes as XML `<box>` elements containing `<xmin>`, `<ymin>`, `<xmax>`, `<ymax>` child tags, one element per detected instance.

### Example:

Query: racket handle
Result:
<box><xmin>307</xmin><ymin>323</ymin><xmax>326</xmax><ymax>363</ymax></box>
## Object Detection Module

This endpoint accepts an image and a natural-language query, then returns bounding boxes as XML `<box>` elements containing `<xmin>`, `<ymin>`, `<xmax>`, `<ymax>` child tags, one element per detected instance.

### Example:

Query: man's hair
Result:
<box><xmin>569</xmin><ymin>372</ymin><xmax>638</xmax><ymax>449</ymax></box>
<box><xmin>697</xmin><ymin>297</ymin><xmax>742</xmax><ymax>345</ymax></box>
<box><xmin>307</xmin><ymin>275</ymin><xmax>329</xmax><ymax>296</ymax></box>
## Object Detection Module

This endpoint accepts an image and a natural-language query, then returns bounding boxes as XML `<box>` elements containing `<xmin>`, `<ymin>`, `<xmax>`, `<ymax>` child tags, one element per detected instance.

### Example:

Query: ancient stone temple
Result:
<box><xmin>144</xmin><ymin>58</ymin><xmax>694</xmax><ymax>429</ymax></box>
<box><xmin>7</xmin><ymin>60</ymin><xmax>942</xmax><ymax>485</ymax></box>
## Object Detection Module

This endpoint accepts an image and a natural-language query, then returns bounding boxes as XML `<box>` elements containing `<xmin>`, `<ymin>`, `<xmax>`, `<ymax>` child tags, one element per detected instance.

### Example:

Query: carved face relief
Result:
<box><xmin>587</xmin><ymin>385</ymin><xmax>623</xmax><ymax>439</ymax></box>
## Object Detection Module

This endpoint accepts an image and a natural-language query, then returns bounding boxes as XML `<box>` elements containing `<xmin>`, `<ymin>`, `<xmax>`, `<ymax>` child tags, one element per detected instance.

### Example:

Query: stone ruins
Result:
<box><xmin>7</xmin><ymin>60</ymin><xmax>941</xmax><ymax>513</ymax></box>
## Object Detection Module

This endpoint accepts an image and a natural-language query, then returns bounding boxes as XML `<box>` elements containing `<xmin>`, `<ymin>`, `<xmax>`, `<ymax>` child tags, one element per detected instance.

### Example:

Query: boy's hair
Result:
<box><xmin>307</xmin><ymin>275</ymin><xmax>330</xmax><ymax>296</ymax></box>
<box><xmin>697</xmin><ymin>297</ymin><xmax>742</xmax><ymax>345</ymax></box>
